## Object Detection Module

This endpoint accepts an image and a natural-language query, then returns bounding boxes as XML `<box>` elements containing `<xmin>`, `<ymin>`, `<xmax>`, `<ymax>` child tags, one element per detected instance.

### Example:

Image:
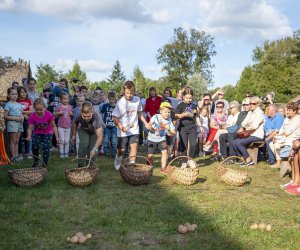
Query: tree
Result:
<box><xmin>187</xmin><ymin>73</ymin><xmax>208</xmax><ymax>100</ymax></box>
<box><xmin>35</xmin><ymin>63</ymin><xmax>63</xmax><ymax>91</ymax></box>
<box><xmin>132</xmin><ymin>66</ymin><xmax>148</xmax><ymax>96</ymax></box>
<box><xmin>156</xmin><ymin>27</ymin><xmax>216</xmax><ymax>88</ymax></box>
<box><xmin>107</xmin><ymin>60</ymin><xmax>126</xmax><ymax>93</ymax></box>
<box><xmin>64</xmin><ymin>60</ymin><xmax>88</xmax><ymax>86</ymax></box>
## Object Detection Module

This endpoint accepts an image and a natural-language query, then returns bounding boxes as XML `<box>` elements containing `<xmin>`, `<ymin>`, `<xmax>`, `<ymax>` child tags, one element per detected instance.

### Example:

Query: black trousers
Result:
<box><xmin>179</xmin><ymin>128</ymin><xmax>197</xmax><ymax>159</ymax></box>
<box><xmin>219</xmin><ymin>132</ymin><xmax>237</xmax><ymax>157</ymax></box>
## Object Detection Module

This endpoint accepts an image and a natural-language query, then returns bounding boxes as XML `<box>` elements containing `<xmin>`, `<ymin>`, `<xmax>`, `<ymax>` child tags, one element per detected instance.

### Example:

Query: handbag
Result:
<box><xmin>227</xmin><ymin>124</ymin><xmax>239</xmax><ymax>134</ymax></box>
<box><xmin>236</xmin><ymin>129</ymin><xmax>255</xmax><ymax>139</ymax></box>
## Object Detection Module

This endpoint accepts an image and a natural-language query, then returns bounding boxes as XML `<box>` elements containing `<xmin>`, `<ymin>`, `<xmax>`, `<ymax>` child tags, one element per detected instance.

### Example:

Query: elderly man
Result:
<box><xmin>264</xmin><ymin>104</ymin><xmax>285</xmax><ymax>165</ymax></box>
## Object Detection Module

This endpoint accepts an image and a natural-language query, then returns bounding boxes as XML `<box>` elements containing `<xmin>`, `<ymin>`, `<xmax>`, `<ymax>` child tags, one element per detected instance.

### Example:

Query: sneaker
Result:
<box><xmin>160</xmin><ymin>167</ymin><xmax>167</xmax><ymax>173</ymax></box>
<box><xmin>239</xmin><ymin>161</ymin><xmax>246</xmax><ymax>166</ymax></box>
<box><xmin>203</xmin><ymin>145</ymin><xmax>212</xmax><ymax>152</ymax></box>
<box><xmin>246</xmin><ymin>160</ymin><xmax>255</xmax><ymax>166</ymax></box>
<box><xmin>64</xmin><ymin>153</ymin><xmax>69</xmax><ymax>158</ymax></box>
<box><xmin>60</xmin><ymin>154</ymin><xmax>64</xmax><ymax>159</ymax></box>
<box><xmin>199</xmin><ymin>151</ymin><xmax>204</xmax><ymax>157</ymax></box>
<box><xmin>114</xmin><ymin>155</ymin><xmax>123</xmax><ymax>170</ymax></box>
<box><xmin>181</xmin><ymin>163</ymin><xmax>187</xmax><ymax>169</ymax></box>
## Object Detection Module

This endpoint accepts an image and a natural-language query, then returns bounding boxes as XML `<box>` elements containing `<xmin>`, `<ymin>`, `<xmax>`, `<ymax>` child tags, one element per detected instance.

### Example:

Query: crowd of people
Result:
<box><xmin>1</xmin><ymin>78</ymin><xmax>300</xmax><ymax>195</ymax></box>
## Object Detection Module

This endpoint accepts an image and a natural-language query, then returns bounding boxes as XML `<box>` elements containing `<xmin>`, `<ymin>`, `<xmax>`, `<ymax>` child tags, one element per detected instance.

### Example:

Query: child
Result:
<box><xmin>17</xmin><ymin>86</ymin><xmax>33</xmax><ymax>155</ymax></box>
<box><xmin>56</xmin><ymin>93</ymin><xmax>73</xmax><ymax>158</ymax></box>
<box><xmin>91</xmin><ymin>91</ymin><xmax>101</xmax><ymax>113</ymax></box>
<box><xmin>72</xmin><ymin>95</ymin><xmax>85</xmax><ymax>156</ymax></box>
<box><xmin>112</xmin><ymin>81</ymin><xmax>151</xmax><ymax>170</ymax></box>
<box><xmin>72</xmin><ymin>102</ymin><xmax>103</xmax><ymax>167</ymax></box>
<box><xmin>175</xmin><ymin>87</ymin><xmax>202</xmax><ymax>164</ymax></box>
<box><xmin>147</xmin><ymin>102</ymin><xmax>175</xmax><ymax>173</ymax></box>
<box><xmin>27</xmin><ymin>98</ymin><xmax>60</xmax><ymax>167</ymax></box>
<box><xmin>100</xmin><ymin>92</ymin><xmax>117</xmax><ymax>157</ymax></box>
<box><xmin>4</xmin><ymin>87</ymin><xmax>24</xmax><ymax>159</ymax></box>
<box><xmin>198</xmin><ymin>108</ymin><xmax>209</xmax><ymax>156</ymax></box>
<box><xmin>27</xmin><ymin>77</ymin><xmax>39</xmax><ymax>103</ymax></box>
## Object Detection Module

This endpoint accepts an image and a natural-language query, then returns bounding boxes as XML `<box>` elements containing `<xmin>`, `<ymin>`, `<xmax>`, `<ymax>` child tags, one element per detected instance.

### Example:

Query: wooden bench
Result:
<box><xmin>247</xmin><ymin>141</ymin><xmax>265</xmax><ymax>164</ymax></box>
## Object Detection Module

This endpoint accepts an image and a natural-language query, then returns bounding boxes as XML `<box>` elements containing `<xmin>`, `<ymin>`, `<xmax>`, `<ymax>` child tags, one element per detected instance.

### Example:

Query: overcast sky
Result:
<box><xmin>0</xmin><ymin>0</ymin><xmax>299</xmax><ymax>88</ymax></box>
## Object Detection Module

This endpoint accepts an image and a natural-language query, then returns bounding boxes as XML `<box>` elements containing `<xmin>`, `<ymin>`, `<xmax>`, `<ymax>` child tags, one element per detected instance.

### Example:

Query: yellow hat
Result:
<box><xmin>160</xmin><ymin>102</ymin><xmax>173</xmax><ymax>110</ymax></box>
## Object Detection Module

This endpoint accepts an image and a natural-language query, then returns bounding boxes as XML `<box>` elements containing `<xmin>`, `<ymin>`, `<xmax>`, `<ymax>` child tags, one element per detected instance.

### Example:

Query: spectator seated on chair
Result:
<box><xmin>269</xmin><ymin>102</ymin><xmax>300</xmax><ymax>169</ymax></box>
<box><xmin>232</xmin><ymin>96</ymin><xmax>265</xmax><ymax>166</ymax></box>
<box><xmin>263</xmin><ymin>104</ymin><xmax>285</xmax><ymax>165</ymax></box>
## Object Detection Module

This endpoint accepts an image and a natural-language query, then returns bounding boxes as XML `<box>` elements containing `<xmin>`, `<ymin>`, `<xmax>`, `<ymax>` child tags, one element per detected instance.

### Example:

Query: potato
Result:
<box><xmin>191</xmin><ymin>224</ymin><xmax>198</xmax><ymax>229</ymax></box>
<box><xmin>188</xmin><ymin>160</ymin><xmax>197</xmax><ymax>169</ymax></box>
<box><xmin>177</xmin><ymin>225</ymin><xmax>188</xmax><ymax>234</ymax></box>
<box><xmin>183</xmin><ymin>223</ymin><xmax>193</xmax><ymax>232</ymax></box>
<box><xmin>85</xmin><ymin>233</ymin><xmax>92</xmax><ymax>239</ymax></box>
<box><xmin>78</xmin><ymin>236</ymin><xmax>87</xmax><ymax>244</ymax></box>
<box><xmin>258</xmin><ymin>223</ymin><xmax>266</xmax><ymax>230</ymax></box>
<box><xmin>70</xmin><ymin>236</ymin><xmax>78</xmax><ymax>244</ymax></box>
<box><xmin>266</xmin><ymin>224</ymin><xmax>272</xmax><ymax>231</ymax></box>
<box><xmin>250</xmin><ymin>223</ymin><xmax>258</xmax><ymax>230</ymax></box>
<box><xmin>75</xmin><ymin>232</ymin><xmax>84</xmax><ymax>237</ymax></box>
<box><xmin>190</xmin><ymin>224</ymin><xmax>197</xmax><ymax>231</ymax></box>
<box><xmin>66</xmin><ymin>237</ymin><xmax>71</xmax><ymax>242</ymax></box>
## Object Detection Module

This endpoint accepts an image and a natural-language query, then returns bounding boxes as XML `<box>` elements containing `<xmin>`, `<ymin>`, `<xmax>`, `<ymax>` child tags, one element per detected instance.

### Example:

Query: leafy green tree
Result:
<box><xmin>89</xmin><ymin>80</ymin><xmax>110</xmax><ymax>92</ymax></box>
<box><xmin>107</xmin><ymin>60</ymin><xmax>126</xmax><ymax>93</ymax></box>
<box><xmin>156</xmin><ymin>27</ymin><xmax>216</xmax><ymax>88</ymax></box>
<box><xmin>35</xmin><ymin>63</ymin><xmax>63</xmax><ymax>92</ymax></box>
<box><xmin>187</xmin><ymin>73</ymin><xmax>209</xmax><ymax>100</ymax></box>
<box><xmin>132</xmin><ymin>66</ymin><xmax>148</xmax><ymax>96</ymax></box>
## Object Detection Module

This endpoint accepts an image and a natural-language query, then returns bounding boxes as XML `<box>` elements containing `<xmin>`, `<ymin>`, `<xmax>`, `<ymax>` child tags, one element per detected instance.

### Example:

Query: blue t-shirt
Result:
<box><xmin>4</xmin><ymin>101</ymin><xmax>23</xmax><ymax>116</ymax></box>
<box><xmin>148</xmin><ymin>114</ymin><xmax>175</xmax><ymax>142</ymax></box>
<box><xmin>101</xmin><ymin>103</ymin><xmax>116</xmax><ymax>128</ymax></box>
<box><xmin>263</xmin><ymin>112</ymin><xmax>285</xmax><ymax>136</ymax></box>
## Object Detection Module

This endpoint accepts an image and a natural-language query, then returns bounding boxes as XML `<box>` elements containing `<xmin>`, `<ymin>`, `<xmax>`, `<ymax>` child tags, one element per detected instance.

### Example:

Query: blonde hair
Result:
<box><xmin>251</xmin><ymin>96</ymin><xmax>261</xmax><ymax>105</ymax></box>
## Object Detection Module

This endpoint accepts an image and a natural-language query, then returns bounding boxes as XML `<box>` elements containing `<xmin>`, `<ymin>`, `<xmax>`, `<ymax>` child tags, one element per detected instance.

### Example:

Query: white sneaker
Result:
<box><xmin>114</xmin><ymin>155</ymin><xmax>123</xmax><ymax>170</ymax></box>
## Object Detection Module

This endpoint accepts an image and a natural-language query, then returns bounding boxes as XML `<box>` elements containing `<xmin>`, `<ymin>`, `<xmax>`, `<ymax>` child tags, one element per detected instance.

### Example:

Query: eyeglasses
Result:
<box><xmin>250</xmin><ymin>103</ymin><xmax>257</xmax><ymax>105</ymax></box>
<box><xmin>242</xmin><ymin>104</ymin><xmax>250</xmax><ymax>106</ymax></box>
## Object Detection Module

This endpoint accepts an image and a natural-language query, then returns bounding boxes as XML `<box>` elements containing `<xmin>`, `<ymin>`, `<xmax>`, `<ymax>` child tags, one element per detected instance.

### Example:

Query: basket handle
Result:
<box><xmin>167</xmin><ymin>156</ymin><xmax>193</xmax><ymax>168</ymax></box>
<box><xmin>220</xmin><ymin>156</ymin><xmax>248</xmax><ymax>173</ymax></box>
<box><xmin>65</xmin><ymin>157</ymin><xmax>98</xmax><ymax>170</ymax></box>
<box><xmin>123</xmin><ymin>155</ymin><xmax>152</xmax><ymax>166</ymax></box>
<box><xmin>9</xmin><ymin>154</ymin><xmax>46</xmax><ymax>168</ymax></box>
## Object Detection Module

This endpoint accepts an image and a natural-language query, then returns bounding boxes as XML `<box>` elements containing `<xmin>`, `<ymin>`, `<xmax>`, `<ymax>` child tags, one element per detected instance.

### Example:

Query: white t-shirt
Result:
<box><xmin>148</xmin><ymin>114</ymin><xmax>175</xmax><ymax>142</ymax></box>
<box><xmin>112</xmin><ymin>95</ymin><xmax>142</xmax><ymax>137</ymax></box>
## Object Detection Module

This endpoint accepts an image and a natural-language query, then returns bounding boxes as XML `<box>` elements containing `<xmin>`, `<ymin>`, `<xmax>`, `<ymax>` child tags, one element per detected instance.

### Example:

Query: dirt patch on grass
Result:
<box><xmin>126</xmin><ymin>232</ymin><xmax>163</xmax><ymax>248</ymax></box>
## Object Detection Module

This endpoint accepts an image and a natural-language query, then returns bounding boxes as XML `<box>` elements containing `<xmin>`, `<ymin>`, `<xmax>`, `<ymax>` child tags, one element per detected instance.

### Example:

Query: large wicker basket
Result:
<box><xmin>65</xmin><ymin>158</ymin><xmax>99</xmax><ymax>186</ymax></box>
<box><xmin>119</xmin><ymin>156</ymin><xmax>153</xmax><ymax>185</ymax></box>
<box><xmin>8</xmin><ymin>154</ymin><xmax>47</xmax><ymax>186</ymax></box>
<box><xmin>217</xmin><ymin>156</ymin><xmax>251</xmax><ymax>186</ymax></box>
<box><xmin>167</xmin><ymin>156</ymin><xmax>199</xmax><ymax>186</ymax></box>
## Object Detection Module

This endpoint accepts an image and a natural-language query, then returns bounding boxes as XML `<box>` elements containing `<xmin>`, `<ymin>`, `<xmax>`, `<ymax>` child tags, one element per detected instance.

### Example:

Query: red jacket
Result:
<box><xmin>144</xmin><ymin>96</ymin><xmax>162</xmax><ymax>122</ymax></box>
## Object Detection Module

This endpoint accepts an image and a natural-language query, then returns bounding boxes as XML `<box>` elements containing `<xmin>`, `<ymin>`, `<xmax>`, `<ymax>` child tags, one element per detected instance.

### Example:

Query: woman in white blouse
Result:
<box><xmin>232</xmin><ymin>96</ymin><xmax>265</xmax><ymax>166</ymax></box>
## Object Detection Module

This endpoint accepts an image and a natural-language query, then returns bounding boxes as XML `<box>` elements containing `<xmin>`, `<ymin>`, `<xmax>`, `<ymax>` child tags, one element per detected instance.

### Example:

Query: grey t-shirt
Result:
<box><xmin>75</xmin><ymin>112</ymin><xmax>102</xmax><ymax>134</ymax></box>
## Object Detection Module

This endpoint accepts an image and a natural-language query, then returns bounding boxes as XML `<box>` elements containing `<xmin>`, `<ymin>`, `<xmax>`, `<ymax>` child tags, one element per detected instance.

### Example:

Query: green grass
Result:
<box><xmin>1</xmin><ymin>150</ymin><xmax>300</xmax><ymax>249</ymax></box>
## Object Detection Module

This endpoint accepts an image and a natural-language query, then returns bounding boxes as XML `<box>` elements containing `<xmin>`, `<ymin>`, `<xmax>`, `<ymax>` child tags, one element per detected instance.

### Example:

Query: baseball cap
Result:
<box><xmin>160</xmin><ymin>102</ymin><xmax>173</xmax><ymax>110</ymax></box>
<box><xmin>242</xmin><ymin>98</ymin><xmax>250</xmax><ymax>105</ymax></box>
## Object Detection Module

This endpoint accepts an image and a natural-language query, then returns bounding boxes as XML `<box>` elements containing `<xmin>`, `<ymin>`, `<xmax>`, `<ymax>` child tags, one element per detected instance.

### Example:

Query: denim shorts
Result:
<box><xmin>6</xmin><ymin>121</ymin><xmax>23</xmax><ymax>133</ymax></box>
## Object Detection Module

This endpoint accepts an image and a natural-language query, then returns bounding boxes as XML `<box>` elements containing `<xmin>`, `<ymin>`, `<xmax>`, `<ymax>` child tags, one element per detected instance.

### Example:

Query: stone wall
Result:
<box><xmin>0</xmin><ymin>61</ymin><xmax>31</xmax><ymax>101</ymax></box>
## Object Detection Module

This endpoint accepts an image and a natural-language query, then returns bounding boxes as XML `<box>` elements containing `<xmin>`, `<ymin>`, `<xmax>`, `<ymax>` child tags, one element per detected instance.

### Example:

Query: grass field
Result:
<box><xmin>1</xmin><ymin>150</ymin><xmax>300</xmax><ymax>250</ymax></box>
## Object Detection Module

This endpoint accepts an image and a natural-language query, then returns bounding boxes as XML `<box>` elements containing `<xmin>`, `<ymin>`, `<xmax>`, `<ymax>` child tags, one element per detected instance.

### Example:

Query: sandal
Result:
<box><xmin>285</xmin><ymin>186</ymin><xmax>300</xmax><ymax>195</ymax></box>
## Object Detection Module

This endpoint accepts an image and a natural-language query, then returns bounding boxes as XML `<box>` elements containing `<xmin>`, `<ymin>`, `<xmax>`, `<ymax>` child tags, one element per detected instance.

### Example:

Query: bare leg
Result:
<box><xmin>161</xmin><ymin>150</ymin><xmax>168</xmax><ymax>169</ymax></box>
<box><xmin>147</xmin><ymin>154</ymin><xmax>154</xmax><ymax>165</ymax></box>
<box><xmin>129</xmin><ymin>143</ymin><xmax>138</xmax><ymax>162</ymax></box>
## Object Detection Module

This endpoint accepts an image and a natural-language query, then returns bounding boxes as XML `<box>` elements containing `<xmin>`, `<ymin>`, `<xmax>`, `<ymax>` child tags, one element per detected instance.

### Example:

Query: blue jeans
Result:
<box><xmin>103</xmin><ymin>127</ymin><xmax>117</xmax><ymax>156</ymax></box>
<box><xmin>266</xmin><ymin>138</ymin><xmax>276</xmax><ymax>164</ymax></box>
<box><xmin>232</xmin><ymin>136</ymin><xmax>262</xmax><ymax>160</ymax></box>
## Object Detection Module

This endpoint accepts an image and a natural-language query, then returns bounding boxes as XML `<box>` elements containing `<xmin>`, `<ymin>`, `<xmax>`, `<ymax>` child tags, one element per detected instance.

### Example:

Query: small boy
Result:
<box><xmin>147</xmin><ymin>102</ymin><xmax>176</xmax><ymax>173</ymax></box>
<box><xmin>112</xmin><ymin>81</ymin><xmax>151</xmax><ymax>170</ymax></box>
<box><xmin>101</xmin><ymin>92</ymin><xmax>117</xmax><ymax>157</ymax></box>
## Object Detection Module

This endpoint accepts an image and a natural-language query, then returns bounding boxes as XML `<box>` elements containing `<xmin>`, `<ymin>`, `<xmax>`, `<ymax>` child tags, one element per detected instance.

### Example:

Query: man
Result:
<box><xmin>263</xmin><ymin>104</ymin><xmax>285</xmax><ymax>165</ymax></box>
<box><xmin>219</xmin><ymin>98</ymin><xmax>251</xmax><ymax>159</ymax></box>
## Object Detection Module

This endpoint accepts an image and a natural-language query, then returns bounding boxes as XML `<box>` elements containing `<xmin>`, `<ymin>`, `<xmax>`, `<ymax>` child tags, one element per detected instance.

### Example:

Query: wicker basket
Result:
<box><xmin>167</xmin><ymin>156</ymin><xmax>199</xmax><ymax>186</ymax></box>
<box><xmin>8</xmin><ymin>154</ymin><xmax>47</xmax><ymax>186</ymax></box>
<box><xmin>217</xmin><ymin>156</ymin><xmax>251</xmax><ymax>186</ymax></box>
<box><xmin>119</xmin><ymin>156</ymin><xmax>153</xmax><ymax>185</ymax></box>
<box><xmin>65</xmin><ymin>158</ymin><xmax>99</xmax><ymax>186</ymax></box>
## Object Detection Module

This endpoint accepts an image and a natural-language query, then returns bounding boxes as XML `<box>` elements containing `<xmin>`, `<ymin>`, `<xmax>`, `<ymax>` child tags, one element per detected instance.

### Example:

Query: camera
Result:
<box><xmin>261</xmin><ymin>96</ymin><xmax>268</xmax><ymax>101</ymax></box>
<box><xmin>71</xmin><ymin>78</ymin><xmax>79</xmax><ymax>84</ymax></box>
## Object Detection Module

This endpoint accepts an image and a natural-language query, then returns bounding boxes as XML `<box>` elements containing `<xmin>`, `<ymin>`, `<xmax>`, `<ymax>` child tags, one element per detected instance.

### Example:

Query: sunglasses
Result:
<box><xmin>243</xmin><ymin>104</ymin><xmax>250</xmax><ymax>106</ymax></box>
<box><xmin>229</xmin><ymin>107</ymin><xmax>236</xmax><ymax>109</ymax></box>
<box><xmin>250</xmin><ymin>103</ymin><xmax>257</xmax><ymax>105</ymax></box>
<box><xmin>216</xmin><ymin>106</ymin><xmax>224</xmax><ymax>108</ymax></box>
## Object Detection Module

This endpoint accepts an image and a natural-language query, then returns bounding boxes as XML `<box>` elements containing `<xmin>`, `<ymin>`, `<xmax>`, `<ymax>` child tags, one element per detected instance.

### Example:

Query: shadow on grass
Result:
<box><xmin>0</xmin><ymin>153</ymin><xmax>245</xmax><ymax>249</ymax></box>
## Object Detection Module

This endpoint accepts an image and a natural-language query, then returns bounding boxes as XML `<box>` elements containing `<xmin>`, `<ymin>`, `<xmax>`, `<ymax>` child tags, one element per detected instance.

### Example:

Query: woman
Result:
<box><xmin>203</xmin><ymin>101</ymin><xmax>227</xmax><ymax>156</ymax></box>
<box><xmin>269</xmin><ymin>102</ymin><xmax>300</xmax><ymax>168</ymax></box>
<box><xmin>144</xmin><ymin>87</ymin><xmax>162</xmax><ymax>122</ymax></box>
<box><xmin>232</xmin><ymin>96</ymin><xmax>265</xmax><ymax>166</ymax></box>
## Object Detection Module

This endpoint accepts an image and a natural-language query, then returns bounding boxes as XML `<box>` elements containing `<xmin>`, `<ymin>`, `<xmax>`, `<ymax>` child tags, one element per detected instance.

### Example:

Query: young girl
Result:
<box><xmin>175</xmin><ymin>87</ymin><xmax>202</xmax><ymax>162</ymax></box>
<box><xmin>56</xmin><ymin>93</ymin><xmax>73</xmax><ymax>158</ymax></box>
<box><xmin>4</xmin><ymin>87</ymin><xmax>24</xmax><ymax>160</ymax></box>
<box><xmin>27</xmin><ymin>98</ymin><xmax>60</xmax><ymax>167</ymax></box>
<box><xmin>72</xmin><ymin>102</ymin><xmax>103</xmax><ymax>167</ymax></box>
<box><xmin>198</xmin><ymin>108</ymin><xmax>209</xmax><ymax>156</ymax></box>
<box><xmin>17</xmin><ymin>86</ymin><xmax>33</xmax><ymax>156</ymax></box>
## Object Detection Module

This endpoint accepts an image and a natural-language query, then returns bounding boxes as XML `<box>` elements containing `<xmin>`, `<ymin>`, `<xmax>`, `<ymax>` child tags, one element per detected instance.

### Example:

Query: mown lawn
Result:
<box><xmin>0</xmin><ymin>149</ymin><xmax>300</xmax><ymax>250</ymax></box>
